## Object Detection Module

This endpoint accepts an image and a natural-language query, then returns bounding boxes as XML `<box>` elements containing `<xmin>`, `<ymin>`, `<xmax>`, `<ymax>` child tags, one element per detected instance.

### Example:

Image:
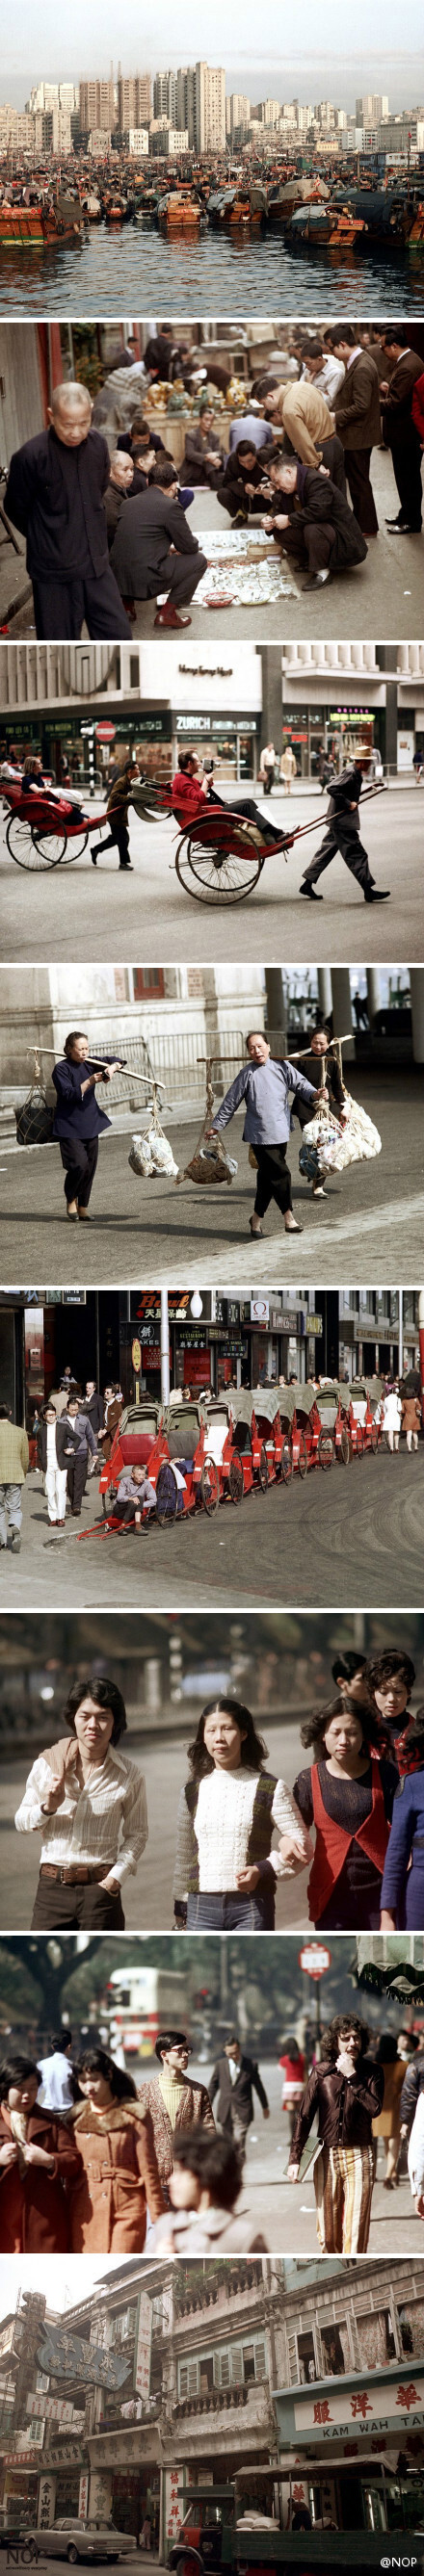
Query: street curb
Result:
<box><xmin>1</xmin><ymin>575</ymin><xmax>32</xmax><ymax>628</ymax></box>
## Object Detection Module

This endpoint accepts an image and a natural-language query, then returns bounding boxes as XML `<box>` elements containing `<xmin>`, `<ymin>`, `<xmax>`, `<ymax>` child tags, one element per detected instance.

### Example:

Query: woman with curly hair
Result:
<box><xmin>14</xmin><ymin>1676</ymin><xmax>147</xmax><ymax>1932</ymax></box>
<box><xmin>172</xmin><ymin>1695</ymin><xmax>312</xmax><ymax>1933</ymax></box>
<box><xmin>68</xmin><ymin>2047</ymin><xmax>164</xmax><ymax>2252</ymax></box>
<box><xmin>292</xmin><ymin>1697</ymin><xmax>398</xmax><ymax>1930</ymax></box>
<box><xmin>286</xmin><ymin>2014</ymin><xmax>384</xmax><ymax>2253</ymax></box>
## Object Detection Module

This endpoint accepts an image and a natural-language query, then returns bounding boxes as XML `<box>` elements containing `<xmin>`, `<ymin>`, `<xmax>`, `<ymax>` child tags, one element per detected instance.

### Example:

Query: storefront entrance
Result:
<box><xmin>112</xmin><ymin>2468</ymin><xmax>160</xmax><ymax>2545</ymax></box>
<box><xmin>174</xmin><ymin>718</ymin><xmax>258</xmax><ymax>781</ymax></box>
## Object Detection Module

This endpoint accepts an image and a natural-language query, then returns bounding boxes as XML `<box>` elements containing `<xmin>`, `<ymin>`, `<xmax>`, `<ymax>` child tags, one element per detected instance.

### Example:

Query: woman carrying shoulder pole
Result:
<box><xmin>52</xmin><ymin>1028</ymin><xmax>124</xmax><ymax>1222</ymax></box>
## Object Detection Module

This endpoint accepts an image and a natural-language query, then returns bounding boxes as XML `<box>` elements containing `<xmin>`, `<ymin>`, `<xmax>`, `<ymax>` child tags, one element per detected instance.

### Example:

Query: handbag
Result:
<box><xmin>15</xmin><ymin>1082</ymin><xmax>55</xmax><ymax>1147</ymax></box>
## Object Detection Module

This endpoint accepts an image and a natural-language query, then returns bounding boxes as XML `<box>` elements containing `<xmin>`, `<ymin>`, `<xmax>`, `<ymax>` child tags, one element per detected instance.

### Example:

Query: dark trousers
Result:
<box><xmin>66</xmin><ymin>1450</ymin><xmax>89</xmax><ymax>1515</ymax></box>
<box><xmin>303</xmin><ymin>813</ymin><xmax>374</xmax><ymax>895</ymax></box>
<box><xmin>31</xmin><ymin>1877</ymin><xmax>125</xmax><ymax>1930</ymax></box>
<box><xmin>278</xmin><ymin>519</ymin><xmax>335</xmax><ymax>574</ymax></box>
<box><xmin>345</xmin><ymin>447</ymin><xmax>378</xmax><ymax>534</ymax></box>
<box><xmin>282</xmin><ymin>429</ymin><xmax>346</xmax><ymax>495</ymax></box>
<box><xmin>262</xmin><ymin>768</ymin><xmax>275</xmax><ymax>794</ymax></box>
<box><xmin>212</xmin><ymin>790</ymin><xmax>283</xmax><ymax>846</ymax></box>
<box><xmin>59</xmin><ymin>1133</ymin><xmax>98</xmax><ymax>1207</ymax></box>
<box><xmin>95</xmin><ymin>820</ymin><xmax>130</xmax><ymax>867</ymax></box>
<box><xmin>147</xmin><ymin>547</ymin><xmax>207</xmax><ymax>606</ymax></box>
<box><xmin>32</xmin><ymin>566</ymin><xmax>133</xmax><ymax>640</ymax></box>
<box><xmin>388</xmin><ymin>429</ymin><xmax>423</xmax><ymax>529</ymax></box>
<box><xmin>254</xmin><ymin>1139</ymin><xmax>292</xmax><ymax>1219</ymax></box>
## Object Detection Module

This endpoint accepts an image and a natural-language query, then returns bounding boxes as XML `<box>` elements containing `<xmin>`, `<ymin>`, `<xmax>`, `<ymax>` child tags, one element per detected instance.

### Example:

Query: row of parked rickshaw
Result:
<box><xmin>81</xmin><ymin>1376</ymin><xmax>386</xmax><ymax>1535</ymax></box>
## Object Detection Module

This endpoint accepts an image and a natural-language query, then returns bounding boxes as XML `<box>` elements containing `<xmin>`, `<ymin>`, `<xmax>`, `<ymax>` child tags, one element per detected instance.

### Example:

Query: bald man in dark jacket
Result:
<box><xmin>5</xmin><ymin>382</ymin><xmax>132</xmax><ymax>640</ymax></box>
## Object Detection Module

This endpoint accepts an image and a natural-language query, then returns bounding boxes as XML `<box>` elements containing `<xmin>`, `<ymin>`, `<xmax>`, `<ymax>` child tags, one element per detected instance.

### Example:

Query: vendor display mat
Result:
<box><xmin>195</xmin><ymin>529</ymin><xmax>300</xmax><ymax>605</ymax></box>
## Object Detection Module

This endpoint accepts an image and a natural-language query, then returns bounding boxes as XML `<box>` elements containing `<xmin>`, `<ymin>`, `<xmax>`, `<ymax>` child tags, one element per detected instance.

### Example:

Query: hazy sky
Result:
<box><xmin>0</xmin><ymin>2254</ymin><xmax>130</xmax><ymax>2314</ymax></box>
<box><xmin>3</xmin><ymin>0</ymin><xmax>424</xmax><ymax>106</ymax></box>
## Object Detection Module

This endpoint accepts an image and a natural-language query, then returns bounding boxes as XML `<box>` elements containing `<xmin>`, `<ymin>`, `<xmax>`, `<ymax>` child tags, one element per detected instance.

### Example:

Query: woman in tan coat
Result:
<box><xmin>68</xmin><ymin>2048</ymin><xmax>165</xmax><ymax>2251</ymax></box>
<box><xmin>401</xmin><ymin>1392</ymin><xmax>421</xmax><ymax>1452</ymax></box>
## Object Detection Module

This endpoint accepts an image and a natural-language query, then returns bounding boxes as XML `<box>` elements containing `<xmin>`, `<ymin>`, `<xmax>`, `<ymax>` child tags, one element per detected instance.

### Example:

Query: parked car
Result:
<box><xmin>25</xmin><ymin>2522</ymin><xmax>137</xmax><ymax>2563</ymax></box>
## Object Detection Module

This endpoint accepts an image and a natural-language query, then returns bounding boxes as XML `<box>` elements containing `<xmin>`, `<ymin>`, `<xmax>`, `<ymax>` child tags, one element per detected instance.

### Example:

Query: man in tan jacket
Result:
<box><xmin>262</xmin><ymin>380</ymin><xmax>346</xmax><ymax>489</ymax></box>
<box><xmin>0</xmin><ymin>1405</ymin><xmax>29</xmax><ymax>1553</ymax></box>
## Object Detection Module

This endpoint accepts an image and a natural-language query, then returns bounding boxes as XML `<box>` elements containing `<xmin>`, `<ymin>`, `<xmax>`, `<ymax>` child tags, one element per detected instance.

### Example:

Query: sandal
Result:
<box><xmin>249</xmin><ymin>1216</ymin><xmax>264</xmax><ymax>1237</ymax></box>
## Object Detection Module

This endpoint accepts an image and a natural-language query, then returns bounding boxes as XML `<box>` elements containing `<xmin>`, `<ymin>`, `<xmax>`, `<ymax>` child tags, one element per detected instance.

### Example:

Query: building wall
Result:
<box><xmin>0</xmin><ymin>327</ymin><xmax>44</xmax><ymax>461</ymax></box>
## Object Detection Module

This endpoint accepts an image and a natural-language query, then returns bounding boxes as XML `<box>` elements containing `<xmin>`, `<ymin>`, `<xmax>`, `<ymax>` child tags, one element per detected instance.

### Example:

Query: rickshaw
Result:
<box><xmin>1</xmin><ymin>777</ymin><xmax>109</xmax><ymax>869</ymax></box>
<box><xmin>346</xmin><ymin>1374</ymin><xmax>384</xmax><ymax>1456</ymax></box>
<box><xmin>277</xmin><ymin>1382</ymin><xmax>351</xmax><ymax>1475</ymax></box>
<box><xmin>160</xmin><ymin>777</ymin><xmax>386</xmax><ymax>909</ymax></box>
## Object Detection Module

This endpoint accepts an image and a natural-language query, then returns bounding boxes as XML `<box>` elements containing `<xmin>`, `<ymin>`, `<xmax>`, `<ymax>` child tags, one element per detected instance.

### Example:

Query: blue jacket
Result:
<box><xmin>52</xmin><ymin>1056</ymin><xmax>118</xmax><ymax>1142</ymax></box>
<box><xmin>212</xmin><ymin>1056</ymin><xmax>317</xmax><ymax>1147</ymax></box>
<box><xmin>380</xmin><ymin>1772</ymin><xmax>424</xmax><ymax>1918</ymax></box>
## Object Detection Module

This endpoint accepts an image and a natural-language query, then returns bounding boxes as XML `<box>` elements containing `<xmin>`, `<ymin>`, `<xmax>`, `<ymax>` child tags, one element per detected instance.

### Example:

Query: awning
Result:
<box><xmin>355</xmin><ymin>1935</ymin><xmax>424</xmax><ymax>1997</ymax></box>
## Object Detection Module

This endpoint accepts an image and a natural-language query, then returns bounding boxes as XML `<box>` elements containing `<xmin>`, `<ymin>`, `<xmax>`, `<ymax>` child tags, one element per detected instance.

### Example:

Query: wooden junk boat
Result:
<box><xmin>289</xmin><ymin>199</ymin><xmax>367</xmax><ymax>246</ymax></box>
<box><xmin>207</xmin><ymin>182</ymin><xmax>267</xmax><ymax>230</ymax></box>
<box><xmin>0</xmin><ymin>195</ymin><xmax>85</xmax><ymax>246</ymax></box>
<box><xmin>157</xmin><ymin>186</ymin><xmax>200</xmax><ymax>230</ymax></box>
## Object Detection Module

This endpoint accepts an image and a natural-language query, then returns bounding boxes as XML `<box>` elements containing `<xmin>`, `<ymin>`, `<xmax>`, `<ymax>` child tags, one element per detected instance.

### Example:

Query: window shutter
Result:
<box><xmin>254</xmin><ymin>2341</ymin><xmax>266</xmax><ymax>2380</ymax></box>
<box><xmin>179</xmin><ymin>2361</ymin><xmax>199</xmax><ymax>2397</ymax></box>
<box><xmin>287</xmin><ymin>2334</ymin><xmax>298</xmax><ymax>2383</ymax></box>
<box><xmin>230</xmin><ymin>2349</ymin><xmax>244</xmax><ymax>2384</ymax></box>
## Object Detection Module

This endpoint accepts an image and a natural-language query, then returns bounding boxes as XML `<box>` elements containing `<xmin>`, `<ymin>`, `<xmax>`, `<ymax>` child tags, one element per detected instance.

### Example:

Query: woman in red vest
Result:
<box><xmin>293</xmin><ymin>1698</ymin><xmax>398</xmax><ymax>1930</ymax></box>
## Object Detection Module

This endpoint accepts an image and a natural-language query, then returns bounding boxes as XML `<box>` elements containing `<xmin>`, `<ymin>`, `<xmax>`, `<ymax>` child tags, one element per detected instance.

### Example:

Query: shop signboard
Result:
<box><xmin>48</xmin><ymin>2442</ymin><xmax>86</xmax><ymax>2466</ymax></box>
<box><xmin>38</xmin><ymin>2478</ymin><xmax>57</xmax><ymax>2529</ymax></box>
<box><xmin>27</xmin><ymin>2395</ymin><xmax>83</xmax><ymax>2425</ymax></box>
<box><xmin>37</xmin><ymin>2324</ymin><xmax>128</xmax><ymax>2390</ymax></box>
<box><xmin>276</xmin><ymin>2370</ymin><xmax>424</xmax><ymax>2445</ymax></box>
<box><xmin>78</xmin><ymin>2474</ymin><xmax>90</xmax><ymax>2519</ymax></box>
<box><xmin>166</xmin><ymin>2466</ymin><xmax>183</xmax><ymax>2541</ymax></box>
<box><xmin>251</xmin><ymin>1299</ymin><xmax>270</xmax><ymax>1324</ymax></box>
<box><xmin>134</xmin><ymin>2293</ymin><xmax>152</xmax><ymax>2401</ymax></box>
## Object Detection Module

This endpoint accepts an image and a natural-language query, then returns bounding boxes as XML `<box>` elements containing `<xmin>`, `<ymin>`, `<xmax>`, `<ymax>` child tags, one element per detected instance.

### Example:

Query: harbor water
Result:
<box><xmin>0</xmin><ymin>222</ymin><xmax>423</xmax><ymax>316</ymax></box>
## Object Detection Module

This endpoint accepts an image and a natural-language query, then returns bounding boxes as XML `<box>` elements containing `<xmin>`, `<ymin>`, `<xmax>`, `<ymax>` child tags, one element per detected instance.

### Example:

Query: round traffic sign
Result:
<box><xmin>299</xmin><ymin>1943</ymin><xmax>331</xmax><ymax>1980</ymax></box>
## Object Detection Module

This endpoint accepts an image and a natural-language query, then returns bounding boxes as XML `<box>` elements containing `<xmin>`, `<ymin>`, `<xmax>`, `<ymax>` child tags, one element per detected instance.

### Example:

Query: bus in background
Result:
<box><xmin>105</xmin><ymin>1965</ymin><xmax>190</xmax><ymax>2057</ymax></box>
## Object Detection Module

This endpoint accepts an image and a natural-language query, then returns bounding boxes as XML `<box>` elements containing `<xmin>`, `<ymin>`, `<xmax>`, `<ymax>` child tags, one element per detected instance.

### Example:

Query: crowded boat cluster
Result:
<box><xmin>1</xmin><ymin>156</ymin><xmax>424</xmax><ymax>250</ymax></box>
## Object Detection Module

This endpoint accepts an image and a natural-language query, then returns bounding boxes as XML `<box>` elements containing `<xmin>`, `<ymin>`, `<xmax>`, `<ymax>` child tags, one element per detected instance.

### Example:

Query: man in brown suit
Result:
<box><xmin>138</xmin><ymin>2029</ymin><xmax>215</xmax><ymax>2194</ymax></box>
<box><xmin>380</xmin><ymin>329</ymin><xmax>423</xmax><ymax>534</ymax></box>
<box><xmin>331</xmin><ymin>327</ymin><xmax>381</xmax><ymax>534</ymax></box>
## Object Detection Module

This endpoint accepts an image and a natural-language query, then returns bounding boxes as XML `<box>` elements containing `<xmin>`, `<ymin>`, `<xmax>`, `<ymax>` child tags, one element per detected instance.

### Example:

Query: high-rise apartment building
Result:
<box><xmin>225</xmin><ymin>94</ymin><xmax>251</xmax><ymax>134</ymax></box>
<box><xmin>357</xmin><ymin>92</ymin><xmax>389</xmax><ymax>119</ymax></box>
<box><xmin>153</xmin><ymin>71</ymin><xmax>177</xmax><ymax>122</ymax></box>
<box><xmin>79</xmin><ymin>75</ymin><xmax>116</xmax><ymax>133</ymax></box>
<box><xmin>194</xmin><ymin>61</ymin><xmax>225</xmax><ymax>150</ymax></box>
<box><xmin>117</xmin><ymin>72</ymin><xmax>151</xmax><ymax>132</ymax></box>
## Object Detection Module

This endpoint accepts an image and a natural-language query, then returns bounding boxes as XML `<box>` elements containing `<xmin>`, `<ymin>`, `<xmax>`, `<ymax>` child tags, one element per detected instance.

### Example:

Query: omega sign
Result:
<box><xmin>37</xmin><ymin>2325</ymin><xmax>128</xmax><ymax>2391</ymax></box>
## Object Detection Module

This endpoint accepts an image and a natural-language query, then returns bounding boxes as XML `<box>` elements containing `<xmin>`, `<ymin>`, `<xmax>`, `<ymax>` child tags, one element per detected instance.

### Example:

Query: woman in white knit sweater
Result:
<box><xmin>172</xmin><ymin>1696</ymin><xmax>312</xmax><ymax>1934</ymax></box>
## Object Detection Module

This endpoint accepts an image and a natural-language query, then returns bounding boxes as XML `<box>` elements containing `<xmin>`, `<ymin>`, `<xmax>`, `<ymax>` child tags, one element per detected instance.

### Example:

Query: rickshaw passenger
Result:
<box><xmin>22</xmin><ymin>754</ymin><xmax>86</xmax><ymax>823</ymax></box>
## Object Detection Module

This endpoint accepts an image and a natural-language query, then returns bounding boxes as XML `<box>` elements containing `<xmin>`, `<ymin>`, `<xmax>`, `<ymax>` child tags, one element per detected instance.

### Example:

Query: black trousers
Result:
<box><xmin>95</xmin><ymin>820</ymin><xmax>130</xmax><ymax>867</ymax></box>
<box><xmin>388</xmin><ymin>429</ymin><xmax>423</xmax><ymax>529</ymax></box>
<box><xmin>66</xmin><ymin>1450</ymin><xmax>89</xmax><ymax>1515</ymax></box>
<box><xmin>278</xmin><ymin>519</ymin><xmax>335</xmax><ymax>574</ymax></box>
<box><xmin>345</xmin><ymin>446</ymin><xmax>378</xmax><ymax>535</ymax></box>
<box><xmin>281</xmin><ymin>429</ymin><xmax>346</xmax><ymax>494</ymax></box>
<box><xmin>254</xmin><ymin>1140</ymin><xmax>292</xmax><ymax>1219</ymax></box>
<box><xmin>147</xmin><ymin>547</ymin><xmax>208</xmax><ymax>606</ymax></box>
<box><xmin>59</xmin><ymin>1133</ymin><xmax>98</xmax><ymax>1206</ymax></box>
<box><xmin>303</xmin><ymin>813</ymin><xmax>374</xmax><ymax>895</ymax></box>
<box><xmin>212</xmin><ymin>790</ymin><xmax>283</xmax><ymax>846</ymax></box>
<box><xmin>32</xmin><ymin>566</ymin><xmax>133</xmax><ymax>640</ymax></box>
<box><xmin>31</xmin><ymin>1877</ymin><xmax>125</xmax><ymax>1930</ymax></box>
<box><xmin>261</xmin><ymin>768</ymin><xmax>275</xmax><ymax>794</ymax></box>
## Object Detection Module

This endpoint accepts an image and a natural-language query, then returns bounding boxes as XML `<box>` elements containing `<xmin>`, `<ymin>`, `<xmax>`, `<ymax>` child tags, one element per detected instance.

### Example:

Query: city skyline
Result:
<box><xmin>2</xmin><ymin>0</ymin><xmax>424</xmax><ymax>112</ymax></box>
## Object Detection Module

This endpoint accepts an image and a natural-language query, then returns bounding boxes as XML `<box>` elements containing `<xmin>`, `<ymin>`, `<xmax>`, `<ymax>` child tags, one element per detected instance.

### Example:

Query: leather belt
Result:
<box><xmin>40</xmin><ymin>1862</ymin><xmax>107</xmax><ymax>1885</ymax></box>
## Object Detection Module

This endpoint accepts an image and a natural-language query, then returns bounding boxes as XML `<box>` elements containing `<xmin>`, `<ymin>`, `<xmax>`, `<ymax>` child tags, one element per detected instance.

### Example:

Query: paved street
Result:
<box><xmin>0</xmin><ymin>1442</ymin><xmax>421</xmax><ymax>1612</ymax></box>
<box><xmin>0</xmin><ymin>1072</ymin><xmax>422</xmax><ymax>1286</ymax></box>
<box><xmin>0</xmin><ymin>787</ymin><xmax>421</xmax><ymax>967</ymax></box>
<box><xmin>8</xmin><ymin>455</ymin><xmax>424</xmax><ymax>642</ymax></box>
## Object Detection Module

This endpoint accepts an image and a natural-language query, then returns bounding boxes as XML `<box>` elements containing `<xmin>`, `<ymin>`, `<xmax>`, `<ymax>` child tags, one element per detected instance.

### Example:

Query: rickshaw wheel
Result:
<box><xmin>50</xmin><ymin>827</ymin><xmax>89</xmax><ymax>863</ymax></box>
<box><xmin>356</xmin><ymin>1422</ymin><xmax>364</xmax><ymax>1458</ymax></box>
<box><xmin>337</xmin><ymin>1421</ymin><xmax>350</xmax><ymax>1467</ymax></box>
<box><xmin>176</xmin><ymin>835</ymin><xmax>264</xmax><ymax>905</ymax></box>
<box><xmin>33</xmin><ymin>828</ymin><xmax>72</xmax><ymax>866</ymax></box>
<box><xmin>229</xmin><ymin>1453</ymin><xmax>244</xmax><ymax>1504</ymax></box>
<box><xmin>200</xmin><ymin>1455</ymin><xmax>220</xmax><ymax>1514</ymax></box>
<box><xmin>297</xmin><ymin>1430</ymin><xmax>308</xmax><ymax>1479</ymax></box>
<box><xmin>258</xmin><ymin>1443</ymin><xmax>269</xmax><ymax>1492</ymax></box>
<box><xmin>156</xmin><ymin>1461</ymin><xmax>178</xmax><ymax>1525</ymax></box>
<box><xmin>6</xmin><ymin>816</ymin><xmax>66</xmax><ymax>868</ymax></box>
<box><xmin>318</xmin><ymin>1430</ymin><xmax>333</xmax><ymax>1470</ymax></box>
<box><xmin>370</xmin><ymin>1420</ymin><xmax>378</xmax><ymax>1453</ymax></box>
<box><xmin>280</xmin><ymin>1439</ymin><xmax>293</xmax><ymax>1483</ymax></box>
